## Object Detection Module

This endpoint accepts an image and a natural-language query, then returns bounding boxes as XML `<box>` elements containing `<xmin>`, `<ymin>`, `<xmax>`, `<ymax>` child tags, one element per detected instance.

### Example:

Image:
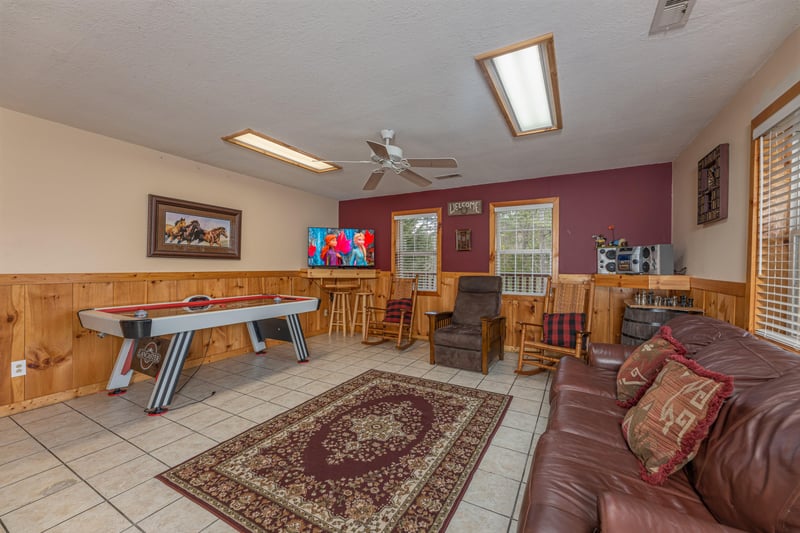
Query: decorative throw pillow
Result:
<box><xmin>542</xmin><ymin>313</ymin><xmax>585</xmax><ymax>348</ymax></box>
<box><xmin>616</xmin><ymin>326</ymin><xmax>687</xmax><ymax>407</ymax></box>
<box><xmin>621</xmin><ymin>354</ymin><xmax>734</xmax><ymax>485</ymax></box>
<box><xmin>384</xmin><ymin>298</ymin><xmax>412</xmax><ymax>324</ymax></box>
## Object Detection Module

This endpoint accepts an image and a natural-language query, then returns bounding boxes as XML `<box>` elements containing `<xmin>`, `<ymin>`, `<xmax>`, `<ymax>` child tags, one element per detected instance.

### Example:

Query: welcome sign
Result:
<box><xmin>448</xmin><ymin>200</ymin><xmax>482</xmax><ymax>216</ymax></box>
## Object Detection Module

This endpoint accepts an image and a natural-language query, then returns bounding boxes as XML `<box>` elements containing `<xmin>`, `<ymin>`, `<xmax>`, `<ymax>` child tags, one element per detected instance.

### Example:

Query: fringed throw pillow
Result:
<box><xmin>616</xmin><ymin>326</ymin><xmax>687</xmax><ymax>407</ymax></box>
<box><xmin>621</xmin><ymin>354</ymin><xmax>734</xmax><ymax>485</ymax></box>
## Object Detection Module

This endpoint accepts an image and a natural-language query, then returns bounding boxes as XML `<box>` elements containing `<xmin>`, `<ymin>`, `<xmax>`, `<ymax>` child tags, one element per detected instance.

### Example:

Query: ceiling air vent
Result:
<box><xmin>649</xmin><ymin>0</ymin><xmax>696</xmax><ymax>34</ymax></box>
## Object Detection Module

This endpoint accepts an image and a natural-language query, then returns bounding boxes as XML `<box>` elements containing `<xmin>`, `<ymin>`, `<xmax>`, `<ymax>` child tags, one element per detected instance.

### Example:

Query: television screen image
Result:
<box><xmin>308</xmin><ymin>227</ymin><xmax>375</xmax><ymax>268</ymax></box>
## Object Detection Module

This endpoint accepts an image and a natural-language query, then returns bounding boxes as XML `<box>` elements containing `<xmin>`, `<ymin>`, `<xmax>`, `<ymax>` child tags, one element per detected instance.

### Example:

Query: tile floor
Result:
<box><xmin>0</xmin><ymin>334</ymin><xmax>551</xmax><ymax>533</ymax></box>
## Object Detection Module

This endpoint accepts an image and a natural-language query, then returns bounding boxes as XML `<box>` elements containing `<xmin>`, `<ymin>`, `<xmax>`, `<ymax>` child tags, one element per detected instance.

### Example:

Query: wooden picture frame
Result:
<box><xmin>456</xmin><ymin>229</ymin><xmax>472</xmax><ymax>251</ymax></box>
<box><xmin>147</xmin><ymin>194</ymin><xmax>242</xmax><ymax>259</ymax></box>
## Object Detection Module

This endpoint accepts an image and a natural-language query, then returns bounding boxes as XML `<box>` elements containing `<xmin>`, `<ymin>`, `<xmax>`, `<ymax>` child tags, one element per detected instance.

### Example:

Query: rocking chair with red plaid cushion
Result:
<box><xmin>363</xmin><ymin>275</ymin><xmax>418</xmax><ymax>350</ymax></box>
<box><xmin>517</xmin><ymin>275</ymin><xmax>595</xmax><ymax>375</ymax></box>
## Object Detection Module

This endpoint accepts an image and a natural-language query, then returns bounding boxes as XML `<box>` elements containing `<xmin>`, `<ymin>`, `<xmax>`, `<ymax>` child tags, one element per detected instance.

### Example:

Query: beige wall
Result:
<box><xmin>672</xmin><ymin>28</ymin><xmax>800</xmax><ymax>282</ymax></box>
<box><xmin>0</xmin><ymin>108</ymin><xmax>339</xmax><ymax>273</ymax></box>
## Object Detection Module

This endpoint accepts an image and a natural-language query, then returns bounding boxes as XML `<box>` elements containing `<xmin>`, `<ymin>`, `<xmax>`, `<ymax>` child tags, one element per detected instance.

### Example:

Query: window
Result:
<box><xmin>750</xmin><ymin>83</ymin><xmax>800</xmax><ymax>351</ymax></box>
<box><xmin>490</xmin><ymin>199</ymin><xmax>558</xmax><ymax>295</ymax></box>
<box><xmin>392</xmin><ymin>209</ymin><xmax>441</xmax><ymax>293</ymax></box>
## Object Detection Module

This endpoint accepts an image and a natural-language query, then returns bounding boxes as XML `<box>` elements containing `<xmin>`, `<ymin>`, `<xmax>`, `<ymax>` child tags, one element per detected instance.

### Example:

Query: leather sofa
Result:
<box><xmin>517</xmin><ymin>315</ymin><xmax>800</xmax><ymax>532</ymax></box>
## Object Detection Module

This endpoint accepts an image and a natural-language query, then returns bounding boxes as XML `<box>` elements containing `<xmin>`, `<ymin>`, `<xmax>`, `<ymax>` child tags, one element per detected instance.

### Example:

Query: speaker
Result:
<box><xmin>643</xmin><ymin>244</ymin><xmax>674</xmax><ymax>275</ymax></box>
<box><xmin>597</xmin><ymin>247</ymin><xmax>617</xmax><ymax>274</ymax></box>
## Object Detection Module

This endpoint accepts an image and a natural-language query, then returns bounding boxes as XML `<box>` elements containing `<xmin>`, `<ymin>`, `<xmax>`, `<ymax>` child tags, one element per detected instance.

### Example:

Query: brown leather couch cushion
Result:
<box><xmin>666</xmin><ymin>314</ymin><xmax>749</xmax><ymax>355</ymax></box>
<box><xmin>549</xmin><ymin>356</ymin><xmax>617</xmax><ymax>402</ymax></box>
<box><xmin>519</xmin><ymin>431</ymin><xmax>714</xmax><ymax>532</ymax></box>
<box><xmin>598</xmin><ymin>492</ymin><xmax>747</xmax><ymax>532</ymax></box>
<box><xmin>691</xmin><ymin>367</ymin><xmax>800</xmax><ymax>532</ymax></box>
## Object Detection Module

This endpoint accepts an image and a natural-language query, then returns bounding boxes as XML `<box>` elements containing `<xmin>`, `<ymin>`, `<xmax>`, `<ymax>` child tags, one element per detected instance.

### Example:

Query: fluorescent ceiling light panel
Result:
<box><xmin>222</xmin><ymin>129</ymin><xmax>340</xmax><ymax>173</ymax></box>
<box><xmin>476</xmin><ymin>33</ymin><xmax>562</xmax><ymax>137</ymax></box>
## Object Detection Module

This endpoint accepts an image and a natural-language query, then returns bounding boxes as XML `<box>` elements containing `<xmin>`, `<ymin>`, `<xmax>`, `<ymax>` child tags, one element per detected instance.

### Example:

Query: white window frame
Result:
<box><xmin>749</xmin><ymin>83</ymin><xmax>800</xmax><ymax>352</ymax></box>
<box><xmin>392</xmin><ymin>208</ymin><xmax>441</xmax><ymax>294</ymax></box>
<box><xmin>490</xmin><ymin>198</ymin><xmax>559</xmax><ymax>295</ymax></box>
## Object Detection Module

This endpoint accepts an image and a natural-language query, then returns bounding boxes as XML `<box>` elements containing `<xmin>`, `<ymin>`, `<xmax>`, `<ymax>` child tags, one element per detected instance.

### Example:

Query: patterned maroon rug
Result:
<box><xmin>158</xmin><ymin>369</ymin><xmax>510</xmax><ymax>532</ymax></box>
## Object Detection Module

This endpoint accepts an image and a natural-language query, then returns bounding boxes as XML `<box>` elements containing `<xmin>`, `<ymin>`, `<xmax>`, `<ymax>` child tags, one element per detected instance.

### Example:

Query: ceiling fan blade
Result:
<box><xmin>434</xmin><ymin>173</ymin><xmax>462</xmax><ymax>180</ymax></box>
<box><xmin>398</xmin><ymin>169</ymin><xmax>432</xmax><ymax>187</ymax></box>
<box><xmin>366</xmin><ymin>140</ymin><xmax>390</xmax><ymax>161</ymax></box>
<box><xmin>406</xmin><ymin>157</ymin><xmax>458</xmax><ymax>168</ymax></box>
<box><xmin>363</xmin><ymin>168</ymin><xmax>385</xmax><ymax>190</ymax></box>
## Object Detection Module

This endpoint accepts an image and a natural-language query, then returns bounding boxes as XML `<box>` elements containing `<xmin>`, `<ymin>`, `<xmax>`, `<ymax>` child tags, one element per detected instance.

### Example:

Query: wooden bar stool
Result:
<box><xmin>328</xmin><ymin>291</ymin><xmax>351</xmax><ymax>335</ymax></box>
<box><xmin>351</xmin><ymin>290</ymin><xmax>375</xmax><ymax>339</ymax></box>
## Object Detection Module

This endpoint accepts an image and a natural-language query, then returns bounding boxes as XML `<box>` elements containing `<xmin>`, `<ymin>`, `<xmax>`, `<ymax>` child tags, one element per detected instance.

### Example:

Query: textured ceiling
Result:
<box><xmin>1</xmin><ymin>1</ymin><xmax>798</xmax><ymax>200</ymax></box>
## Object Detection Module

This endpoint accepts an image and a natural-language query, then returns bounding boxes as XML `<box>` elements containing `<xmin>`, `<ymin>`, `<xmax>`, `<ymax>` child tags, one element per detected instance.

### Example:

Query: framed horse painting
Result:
<box><xmin>147</xmin><ymin>195</ymin><xmax>242</xmax><ymax>259</ymax></box>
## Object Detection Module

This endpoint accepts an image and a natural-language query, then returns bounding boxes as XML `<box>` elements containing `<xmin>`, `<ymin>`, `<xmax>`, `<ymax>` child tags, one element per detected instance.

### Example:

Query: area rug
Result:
<box><xmin>158</xmin><ymin>369</ymin><xmax>511</xmax><ymax>532</ymax></box>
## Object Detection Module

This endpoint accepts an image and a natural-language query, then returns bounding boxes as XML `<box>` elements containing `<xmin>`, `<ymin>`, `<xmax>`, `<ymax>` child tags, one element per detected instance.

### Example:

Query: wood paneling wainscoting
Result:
<box><xmin>0</xmin><ymin>271</ymin><xmax>746</xmax><ymax>415</ymax></box>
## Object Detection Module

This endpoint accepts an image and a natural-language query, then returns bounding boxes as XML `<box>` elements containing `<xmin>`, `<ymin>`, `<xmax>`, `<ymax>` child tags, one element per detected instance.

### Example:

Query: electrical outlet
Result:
<box><xmin>11</xmin><ymin>360</ymin><xmax>26</xmax><ymax>377</ymax></box>
<box><xmin>323</xmin><ymin>309</ymin><xmax>329</xmax><ymax>317</ymax></box>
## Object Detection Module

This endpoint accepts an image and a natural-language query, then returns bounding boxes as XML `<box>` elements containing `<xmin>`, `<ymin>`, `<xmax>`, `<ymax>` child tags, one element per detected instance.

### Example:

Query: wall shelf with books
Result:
<box><xmin>697</xmin><ymin>143</ymin><xmax>729</xmax><ymax>225</ymax></box>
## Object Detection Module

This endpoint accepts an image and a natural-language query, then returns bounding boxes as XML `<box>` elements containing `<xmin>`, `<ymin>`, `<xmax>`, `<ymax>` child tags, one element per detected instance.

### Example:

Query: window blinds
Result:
<box><xmin>755</xmin><ymin>105</ymin><xmax>800</xmax><ymax>350</ymax></box>
<box><xmin>494</xmin><ymin>203</ymin><xmax>553</xmax><ymax>295</ymax></box>
<box><xmin>394</xmin><ymin>212</ymin><xmax>438</xmax><ymax>292</ymax></box>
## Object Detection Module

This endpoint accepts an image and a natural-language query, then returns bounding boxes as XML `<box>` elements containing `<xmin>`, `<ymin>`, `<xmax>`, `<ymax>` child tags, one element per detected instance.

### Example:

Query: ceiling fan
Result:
<box><xmin>330</xmin><ymin>129</ymin><xmax>459</xmax><ymax>190</ymax></box>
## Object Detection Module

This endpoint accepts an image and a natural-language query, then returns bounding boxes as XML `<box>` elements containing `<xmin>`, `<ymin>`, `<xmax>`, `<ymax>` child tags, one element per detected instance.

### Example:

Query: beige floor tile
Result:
<box><xmin>109</xmin><ymin>477</ymin><xmax>182</xmax><ymax>524</ymax></box>
<box><xmin>174</xmin><ymin>404</ymin><xmax>233</xmax><ymax>430</ymax></box>
<box><xmin>34</xmin><ymin>419</ymin><xmax>105</xmax><ymax>449</ymax></box>
<box><xmin>0</xmin><ymin>418</ymin><xmax>29</xmax><ymax>447</ymax></box>
<box><xmin>1</xmin><ymin>480</ymin><xmax>102</xmax><ymax>532</ymax></box>
<box><xmin>45</xmin><ymin>502</ymin><xmax>132</xmax><ymax>532</ymax></box>
<box><xmin>0</xmin><ymin>435</ymin><xmax>45</xmax><ymax>466</ymax></box>
<box><xmin>109</xmin><ymin>411</ymin><xmax>173</xmax><ymax>440</ymax></box>
<box><xmin>127</xmin><ymin>420</ymin><xmax>194</xmax><ymax>452</ymax></box>
<box><xmin>490</xmin><ymin>426</ymin><xmax>535</xmax><ymax>455</ymax></box>
<box><xmin>462</xmin><ymin>469</ymin><xmax>519</xmax><ymax>517</ymax></box>
<box><xmin>203</xmin><ymin>390</ymin><xmax>264</xmax><ymax>415</ymax></box>
<box><xmin>10</xmin><ymin>403</ymin><xmax>73</xmax><ymax>427</ymax></box>
<box><xmin>1</xmin><ymin>450</ymin><xmax>62</xmax><ymax>489</ymax></box>
<box><xmin>478</xmin><ymin>445</ymin><xmax>528</xmax><ymax>482</ymax></box>
<box><xmin>447</xmin><ymin>500</ymin><xmax>511</xmax><ymax>532</ymax></box>
<box><xmin>49</xmin><ymin>429</ymin><xmax>125</xmax><ymax>463</ymax></box>
<box><xmin>137</xmin><ymin>497</ymin><xmax>218</xmax><ymax>532</ymax></box>
<box><xmin>507</xmin><ymin>396</ymin><xmax>542</xmax><ymax>414</ymax></box>
<box><xmin>508</xmin><ymin>385</ymin><xmax>545</xmax><ymax>402</ymax></box>
<box><xmin>87</xmin><ymin>454</ymin><xmax>167</xmax><ymax>499</ymax></box>
<box><xmin>17</xmin><ymin>409</ymin><xmax>88</xmax><ymax>436</ymax></box>
<box><xmin>501</xmin><ymin>410</ymin><xmax>539</xmax><ymax>432</ymax></box>
<box><xmin>238</xmin><ymin>401</ymin><xmax>288</xmax><ymax>423</ymax></box>
<box><xmin>150</xmin><ymin>432</ymin><xmax>217</xmax><ymax>467</ymax></box>
<box><xmin>478</xmin><ymin>380</ymin><xmax>513</xmax><ymax>394</ymax></box>
<box><xmin>271</xmin><ymin>389</ymin><xmax>314</xmax><ymax>408</ymax></box>
<box><xmin>68</xmin><ymin>440</ymin><xmax>144</xmax><ymax>478</ymax></box>
<box><xmin>246</xmin><ymin>383</ymin><xmax>291</xmax><ymax>401</ymax></box>
<box><xmin>199</xmin><ymin>415</ymin><xmax>254</xmax><ymax>442</ymax></box>
<box><xmin>0</xmin><ymin>465</ymin><xmax>81</xmax><ymax>515</ymax></box>
<box><xmin>201</xmin><ymin>519</ymin><xmax>239</xmax><ymax>532</ymax></box>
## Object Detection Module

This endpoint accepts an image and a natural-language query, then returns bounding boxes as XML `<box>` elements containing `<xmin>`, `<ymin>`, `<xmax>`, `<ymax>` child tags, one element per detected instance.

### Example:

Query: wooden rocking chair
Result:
<box><xmin>363</xmin><ymin>275</ymin><xmax>418</xmax><ymax>350</ymax></box>
<box><xmin>516</xmin><ymin>275</ymin><xmax>595</xmax><ymax>375</ymax></box>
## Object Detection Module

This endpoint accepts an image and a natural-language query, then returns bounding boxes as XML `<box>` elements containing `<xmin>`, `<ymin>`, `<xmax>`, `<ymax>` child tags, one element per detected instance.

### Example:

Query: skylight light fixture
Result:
<box><xmin>476</xmin><ymin>33</ymin><xmax>562</xmax><ymax>137</ymax></box>
<box><xmin>222</xmin><ymin>129</ymin><xmax>340</xmax><ymax>173</ymax></box>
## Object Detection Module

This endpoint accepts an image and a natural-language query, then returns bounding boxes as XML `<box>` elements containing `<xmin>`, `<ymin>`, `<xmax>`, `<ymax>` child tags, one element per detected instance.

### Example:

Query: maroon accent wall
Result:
<box><xmin>339</xmin><ymin>163</ymin><xmax>672</xmax><ymax>274</ymax></box>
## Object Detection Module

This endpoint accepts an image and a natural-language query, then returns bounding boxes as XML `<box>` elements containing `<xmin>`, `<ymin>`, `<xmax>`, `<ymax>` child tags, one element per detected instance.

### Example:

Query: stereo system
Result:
<box><xmin>597</xmin><ymin>244</ymin><xmax>674</xmax><ymax>275</ymax></box>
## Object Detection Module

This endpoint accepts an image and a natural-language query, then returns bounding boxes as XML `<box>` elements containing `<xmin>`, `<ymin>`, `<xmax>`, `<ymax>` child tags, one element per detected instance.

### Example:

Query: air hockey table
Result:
<box><xmin>78</xmin><ymin>294</ymin><xmax>319</xmax><ymax>414</ymax></box>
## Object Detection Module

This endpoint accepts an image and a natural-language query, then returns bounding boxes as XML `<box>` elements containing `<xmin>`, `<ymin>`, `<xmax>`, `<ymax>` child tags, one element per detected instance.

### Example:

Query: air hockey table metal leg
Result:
<box><xmin>286</xmin><ymin>314</ymin><xmax>310</xmax><ymax>362</ymax></box>
<box><xmin>107</xmin><ymin>338</ymin><xmax>137</xmax><ymax>394</ymax></box>
<box><xmin>145</xmin><ymin>330</ymin><xmax>195</xmax><ymax>415</ymax></box>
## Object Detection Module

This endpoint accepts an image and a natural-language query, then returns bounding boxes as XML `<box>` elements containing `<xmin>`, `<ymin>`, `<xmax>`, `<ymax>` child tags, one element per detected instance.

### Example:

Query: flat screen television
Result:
<box><xmin>308</xmin><ymin>227</ymin><xmax>375</xmax><ymax>268</ymax></box>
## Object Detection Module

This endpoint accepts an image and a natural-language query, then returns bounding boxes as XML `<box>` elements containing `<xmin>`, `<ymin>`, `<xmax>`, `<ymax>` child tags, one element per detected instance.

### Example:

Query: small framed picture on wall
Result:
<box><xmin>456</xmin><ymin>229</ymin><xmax>471</xmax><ymax>251</ymax></box>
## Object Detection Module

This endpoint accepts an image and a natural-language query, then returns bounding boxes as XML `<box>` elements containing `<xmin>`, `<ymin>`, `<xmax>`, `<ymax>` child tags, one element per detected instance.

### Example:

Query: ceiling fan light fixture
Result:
<box><xmin>476</xmin><ymin>33</ymin><xmax>562</xmax><ymax>137</ymax></box>
<box><xmin>222</xmin><ymin>129</ymin><xmax>340</xmax><ymax>173</ymax></box>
